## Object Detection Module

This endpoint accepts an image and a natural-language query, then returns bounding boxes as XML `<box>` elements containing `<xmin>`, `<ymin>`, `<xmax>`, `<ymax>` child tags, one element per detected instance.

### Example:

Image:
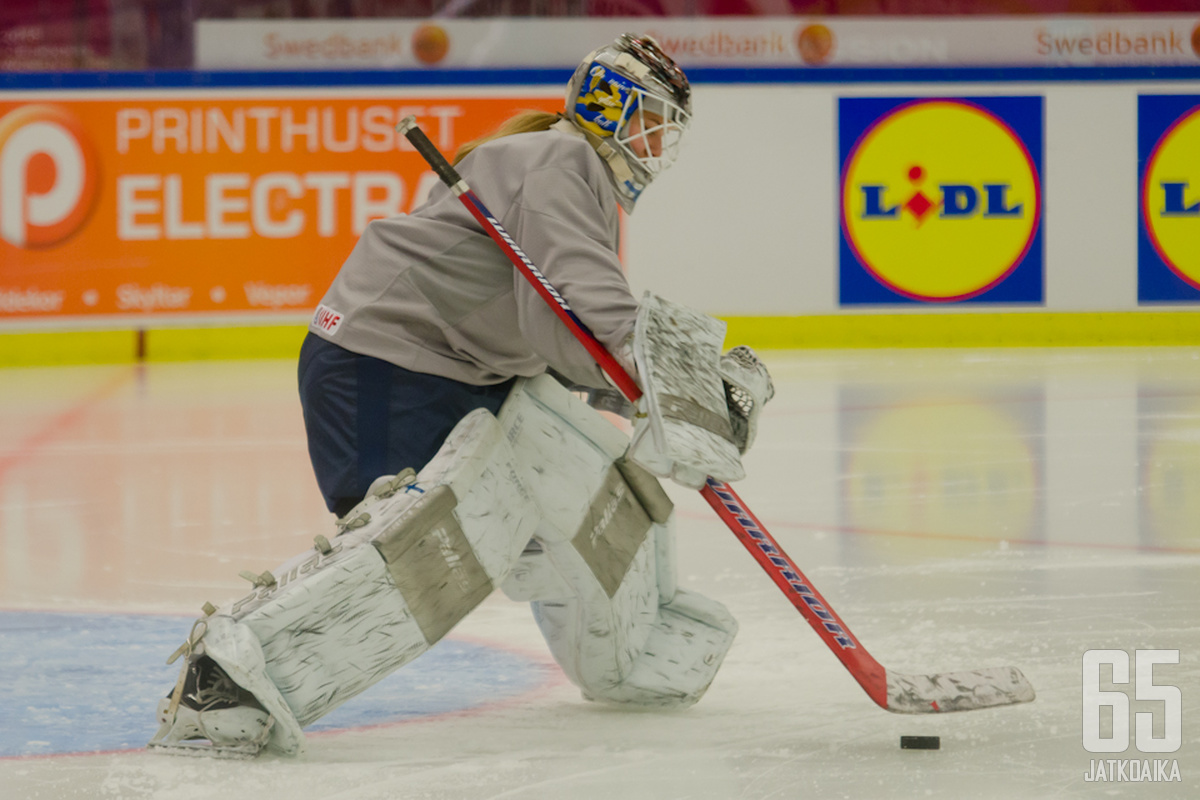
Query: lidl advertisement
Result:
<box><xmin>0</xmin><ymin>94</ymin><xmax>560</xmax><ymax>322</ymax></box>
<box><xmin>1138</xmin><ymin>94</ymin><xmax>1200</xmax><ymax>303</ymax></box>
<box><xmin>839</xmin><ymin>96</ymin><xmax>1045</xmax><ymax>306</ymax></box>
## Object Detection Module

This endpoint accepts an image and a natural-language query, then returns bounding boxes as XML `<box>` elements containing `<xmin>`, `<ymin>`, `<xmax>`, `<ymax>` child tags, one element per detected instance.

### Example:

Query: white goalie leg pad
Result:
<box><xmin>152</xmin><ymin>407</ymin><xmax>539</xmax><ymax>757</ymax></box>
<box><xmin>527</xmin><ymin>516</ymin><xmax>738</xmax><ymax>708</ymax></box>
<box><xmin>627</xmin><ymin>291</ymin><xmax>745</xmax><ymax>489</ymax></box>
<box><xmin>498</xmin><ymin>375</ymin><xmax>737</xmax><ymax>708</ymax></box>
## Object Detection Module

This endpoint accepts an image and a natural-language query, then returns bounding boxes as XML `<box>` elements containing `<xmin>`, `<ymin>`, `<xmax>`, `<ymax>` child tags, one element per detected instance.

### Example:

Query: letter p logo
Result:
<box><xmin>0</xmin><ymin>105</ymin><xmax>98</xmax><ymax>248</ymax></box>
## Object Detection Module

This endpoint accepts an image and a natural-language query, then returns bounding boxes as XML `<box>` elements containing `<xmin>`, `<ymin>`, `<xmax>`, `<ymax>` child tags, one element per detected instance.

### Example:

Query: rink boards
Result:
<box><xmin>2</xmin><ymin>65</ymin><xmax>1200</xmax><ymax>363</ymax></box>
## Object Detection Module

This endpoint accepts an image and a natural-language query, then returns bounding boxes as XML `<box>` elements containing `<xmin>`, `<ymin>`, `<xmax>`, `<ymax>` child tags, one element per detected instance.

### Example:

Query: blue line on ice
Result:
<box><xmin>0</xmin><ymin>611</ymin><xmax>548</xmax><ymax>758</ymax></box>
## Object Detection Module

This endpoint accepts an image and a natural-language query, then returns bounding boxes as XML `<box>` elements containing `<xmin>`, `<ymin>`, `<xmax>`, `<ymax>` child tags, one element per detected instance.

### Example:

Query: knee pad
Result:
<box><xmin>153</xmin><ymin>407</ymin><xmax>539</xmax><ymax>756</ymax></box>
<box><xmin>498</xmin><ymin>375</ymin><xmax>738</xmax><ymax>708</ymax></box>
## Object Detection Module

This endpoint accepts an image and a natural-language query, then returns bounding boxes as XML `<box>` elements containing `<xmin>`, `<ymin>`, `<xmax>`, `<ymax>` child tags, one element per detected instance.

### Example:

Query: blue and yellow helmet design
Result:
<box><xmin>573</xmin><ymin>64</ymin><xmax>641</xmax><ymax>139</ymax></box>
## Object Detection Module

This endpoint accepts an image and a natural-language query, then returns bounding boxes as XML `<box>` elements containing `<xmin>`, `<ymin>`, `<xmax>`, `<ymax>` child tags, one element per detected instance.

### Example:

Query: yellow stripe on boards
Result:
<box><xmin>0</xmin><ymin>326</ymin><xmax>308</xmax><ymax>367</ymax></box>
<box><xmin>720</xmin><ymin>312</ymin><xmax>1200</xmax><ymax>349</ymax></box>
<box><xmin>147</xmin><ymin>326</ymin><xmax>308</xmax><ymax>363</ymax></box>
<box><xmin>1</xmin><ymin>312</ymin><xmax>1198</xmax><ymax>368</ymax></box>
<box><xmin>0</xmin><ymin>330</ymin><xmax>140</xmax><ymax>367</ymax></box>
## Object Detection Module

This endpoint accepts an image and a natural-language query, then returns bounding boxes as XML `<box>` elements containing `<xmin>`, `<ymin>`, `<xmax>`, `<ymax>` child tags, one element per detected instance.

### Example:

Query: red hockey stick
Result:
<box><xmin>397</xmin><ymin>116</ymin><xmax>1034</xmax><ymax>714</ymax></box>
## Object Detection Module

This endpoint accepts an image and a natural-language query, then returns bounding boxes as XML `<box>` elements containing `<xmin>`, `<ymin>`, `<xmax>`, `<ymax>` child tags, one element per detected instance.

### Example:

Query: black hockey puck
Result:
<box><xmin>900</xmin><ymin>735</ymin><xmax>940</xmax><ymax>750</ymax></box>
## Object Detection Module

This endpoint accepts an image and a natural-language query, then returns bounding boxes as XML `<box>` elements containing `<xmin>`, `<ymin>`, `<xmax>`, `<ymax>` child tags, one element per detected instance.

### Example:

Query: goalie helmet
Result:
<box><xmin>566</xmin><ymin>33</ymin><xmax>692</xmax><ymax>206</ymax></box>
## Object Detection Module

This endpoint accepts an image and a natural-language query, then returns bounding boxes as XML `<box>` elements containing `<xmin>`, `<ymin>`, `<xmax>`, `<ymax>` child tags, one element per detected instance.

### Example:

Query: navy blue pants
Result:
<box><xmin>298</xmin><ymin>333</ymin><xmax>516</xmax><ymax>517</ymax></box>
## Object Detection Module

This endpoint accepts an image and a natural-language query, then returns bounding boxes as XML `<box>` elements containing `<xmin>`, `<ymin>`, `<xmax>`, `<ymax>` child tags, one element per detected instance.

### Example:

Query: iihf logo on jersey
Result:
<box><xmin>0</xmin><ymin>104</ymin><xmax>99</xmax><ymax>249</ymax></box>
<box><xmin>838</xmin><ymin>96</ymin><xmax>1044</xmax><ymax>305</ymax></box>
<box><xmin>1137</xmin><ymin>95</ymin><xmax>1200</xmax><ymax>302</ymax></box>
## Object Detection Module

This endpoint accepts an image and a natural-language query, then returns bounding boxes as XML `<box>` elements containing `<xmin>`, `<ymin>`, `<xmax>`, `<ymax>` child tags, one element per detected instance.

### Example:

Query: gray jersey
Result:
<box><xmin>309</xmin><ymin>125</ymin><xmax>638</xmax><ymax>389</ymax></box>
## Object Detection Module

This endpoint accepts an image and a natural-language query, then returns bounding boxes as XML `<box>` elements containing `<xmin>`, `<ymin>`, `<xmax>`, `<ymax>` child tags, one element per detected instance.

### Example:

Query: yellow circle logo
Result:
<box><xmin>1142</xmin><ymin>106</ymin><xmax>1200</xmax><ymax>289</ymax></box>
<box><xmin>842</xmin><ymin>100</ymin><xmax>1041</xmax><ymax>301</ymax></box>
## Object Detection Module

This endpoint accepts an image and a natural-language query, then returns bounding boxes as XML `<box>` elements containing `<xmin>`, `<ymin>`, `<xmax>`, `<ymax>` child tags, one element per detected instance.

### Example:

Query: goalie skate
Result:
<box><xmin>148</xmin><ymin>655</ymin><xmax>272</xmax><ymax>759</ymax></box>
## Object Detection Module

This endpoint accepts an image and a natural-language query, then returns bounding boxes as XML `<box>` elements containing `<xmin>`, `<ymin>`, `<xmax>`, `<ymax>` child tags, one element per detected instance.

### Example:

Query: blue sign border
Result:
<box><xmin>1137</xmin><ymin>94</ymin><xmax>1200</xmax><ymax>304</ymax></box>
<box><xmin>838</xmin><ymin>95</ymin><xmax>1045</xmax><ymax>306</ymax></box>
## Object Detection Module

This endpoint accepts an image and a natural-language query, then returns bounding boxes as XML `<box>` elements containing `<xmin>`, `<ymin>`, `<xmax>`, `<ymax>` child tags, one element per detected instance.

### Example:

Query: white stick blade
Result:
<box><xmin>886</xmin><ymin>666</ymin><xmax>1036</xmax><ymax>714</ymax></box>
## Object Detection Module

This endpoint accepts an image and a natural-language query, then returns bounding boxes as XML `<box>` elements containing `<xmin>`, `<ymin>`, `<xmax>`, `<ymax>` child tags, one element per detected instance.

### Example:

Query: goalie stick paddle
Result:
<box><xmin>396</xmin><ymin>116</ymin><xmax>1035</xmax><ymax>715</ymax></box>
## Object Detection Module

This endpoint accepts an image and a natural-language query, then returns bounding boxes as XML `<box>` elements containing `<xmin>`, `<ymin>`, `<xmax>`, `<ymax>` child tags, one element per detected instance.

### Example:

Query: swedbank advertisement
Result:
<box><xmin>194</xmin><ymin>16</ymin><xmax>1200</xmax><ymax>70</ymax></box>
<box><xmin>0</xmin><ymin>93</ymin><xmax>559</xmax><ymax>323</ymax></box>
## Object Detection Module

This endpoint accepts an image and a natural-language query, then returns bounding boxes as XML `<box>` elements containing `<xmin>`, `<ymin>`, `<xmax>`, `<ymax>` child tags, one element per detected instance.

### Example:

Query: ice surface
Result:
<box><xmin>1</xmin><ymin>349</ymin><xmax>1196</xmax><ymax>799</ymax></box>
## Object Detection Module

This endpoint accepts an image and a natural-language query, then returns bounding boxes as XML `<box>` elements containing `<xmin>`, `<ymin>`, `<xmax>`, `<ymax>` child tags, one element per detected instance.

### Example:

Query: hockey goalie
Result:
<box><xmin>148</xmin><ymin>33</ymin><xmax>775</xmax><ymax>759</ymax></box>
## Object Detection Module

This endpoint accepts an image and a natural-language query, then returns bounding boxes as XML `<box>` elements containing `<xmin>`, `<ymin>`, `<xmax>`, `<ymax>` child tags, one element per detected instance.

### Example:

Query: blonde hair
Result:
<box><xmin>453</xmin><ymin>110</ymin><xmax>564</xmax><ymax>165</ymax></box>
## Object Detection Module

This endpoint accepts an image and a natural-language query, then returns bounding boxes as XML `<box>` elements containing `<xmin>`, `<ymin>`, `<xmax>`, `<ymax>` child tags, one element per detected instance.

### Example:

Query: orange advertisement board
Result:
<box><xmin>0</xmin><ymin>93</ymin><xmax>561</xmax><ymax>324</ymax></box>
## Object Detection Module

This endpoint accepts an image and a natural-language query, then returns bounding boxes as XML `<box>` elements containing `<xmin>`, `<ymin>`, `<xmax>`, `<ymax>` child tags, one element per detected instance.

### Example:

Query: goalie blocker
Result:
<box><xmin>150</xmin><ymin>373</ymin><xmax>738</xmax><ymax>758</ymax></box>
